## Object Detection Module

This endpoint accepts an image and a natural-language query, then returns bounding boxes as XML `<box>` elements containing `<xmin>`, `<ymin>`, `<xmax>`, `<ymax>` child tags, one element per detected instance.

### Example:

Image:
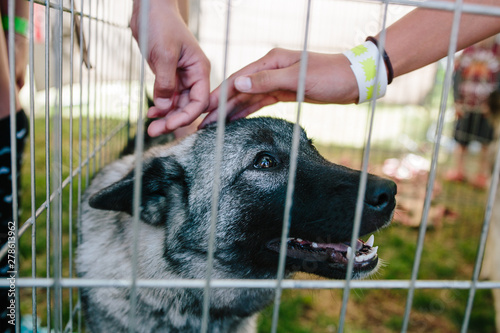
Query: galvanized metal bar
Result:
<box><xmin>91</xmin><ymin>0</ymin><xmax>98</xmax><ymax>178</ymax></box>
<box><xmin>28</xmin><ymin>0</ymin><xmax>37</xmax><ymax>331</ymax></box>
<box><xmin>337</xmin><ymin>2</ymin><xmax>389</xmax><ymax>332</ymax></box>
<box><xmin>6</xmin><ymin>0</ymin><xmax>20</xmax><ymax>331</ymax></box>
<box><xmin>67</xmin><ymin>0</ymin><xmax>76</xmax><ymax>331</ymax></box>
<box><xmin>85</xmin><ymin>0</ymin><xmax>91</xmax><ymax>188</ymax></box>
<box><xmin>44</xmin><ymin>0</ymin><xmax>51</xmax><ymax>330</ymax></box>
<box><xmin>400</xmin><ymin>1</ymin><xmax>464</xmax><ymax>332</ymax></box>
<box><xmin>200</xmin><ymin>0</ymin><xmax>232</xmax><ymax>331</ymax></box>
<box><xmin>51</xmin><ymin>0</ymin><xmax>64</xmax><ymax>329</ymax></box>
<box><xmin>77</xmin><ymin>0</ymin><xmax>86</xmax><ymax>331</ymax></box>
<box><xmin>96</xmin><ymin>0</ymin><xmax>102</xmax><ymax>170</ymax></box>
<box><xmin>270</xmin><ymin>1</ymin><xmax>312</xmax><ymax>332</ymax></box>
<box><xmin>128</xmin><ymin>0</ymin><xmax>149</xmax><ymax>331</ymax></box>
<box><xmin>4</xmin><ymin>278</ymin><xmax>500</xmax><ymax>290</ymax></box>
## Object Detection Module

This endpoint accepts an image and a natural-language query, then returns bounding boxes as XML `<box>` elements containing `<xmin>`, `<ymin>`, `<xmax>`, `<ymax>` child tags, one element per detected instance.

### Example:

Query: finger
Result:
<box><xmin>147</xmin><ymin>118</ymin><xmax>172</xmax><ymax>137</ymax></box>
<box><xmin>207</xmin><ymin>49</ymin><xmax>300</xmax><ymax>113</ymax></box>
<box><xmin>233</xmin><ymin>66</ymin><xmax>299</xmax><ymax>94</ymax></box>
<box><xmin>228</xmin><ymin>95</ymin><xmax>280</xmax><ymax>122</ymax></box>
<box><xmin>148</xmin><ymin>92</ymin><xmax>209</xmax><ymax>137</ymax></box>
<box><xmin>149</xmin><ymin>45</ymin><xmax>180</xmax><ymax>109</ymax></box>
<box><xmin>200</xmin><ymin>92</ymin><xmax>256</xmax><ymax>128</ymax></box>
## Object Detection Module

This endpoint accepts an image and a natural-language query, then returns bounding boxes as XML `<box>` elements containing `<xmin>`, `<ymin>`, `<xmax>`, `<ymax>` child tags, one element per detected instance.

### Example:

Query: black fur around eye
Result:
<box><xmin>253</xmin><ymin>153</ymin><xmax>279</xmax><ymax>169</ymax></box>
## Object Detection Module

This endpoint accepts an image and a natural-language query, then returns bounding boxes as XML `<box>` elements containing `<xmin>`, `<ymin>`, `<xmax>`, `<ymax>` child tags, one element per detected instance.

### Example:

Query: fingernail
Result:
<box><xmin>235</xmin><ymin>76</ymin><xmax>252</xmax><ymax>92</ymax></box>
<box><xmin>154</xmin><ymin>98</ymin><xmax>172</xmax><ymax>109</ymax></box>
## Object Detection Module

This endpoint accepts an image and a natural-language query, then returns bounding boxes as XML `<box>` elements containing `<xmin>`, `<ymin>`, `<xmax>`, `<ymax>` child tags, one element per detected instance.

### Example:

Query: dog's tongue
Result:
<box><xmin>271</xmin><ymin>235</ymin><xmax>378</xmax><ymax>264</ymax></box>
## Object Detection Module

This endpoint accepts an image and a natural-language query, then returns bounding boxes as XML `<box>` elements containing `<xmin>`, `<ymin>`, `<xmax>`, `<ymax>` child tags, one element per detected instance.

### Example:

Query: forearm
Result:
<box><xmin>132</xmin><ymin>0</ymin><xmax>187</xmax><ymax>25</ymax></box>
<box><xmin>380</xmin><ymin>0</ymin><xmax>500</xmax><ymax>77</ymax></box>
<box><xmin>131</xmin><ymin>0</ymin><xmax>191</xmax><ymax>42</ymax></box>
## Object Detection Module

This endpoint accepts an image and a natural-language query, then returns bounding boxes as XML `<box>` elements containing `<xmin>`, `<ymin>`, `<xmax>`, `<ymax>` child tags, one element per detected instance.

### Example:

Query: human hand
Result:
<box><xmin>130</xmin><ymin>0</ymin><xmax>210</xmax><ymax>137</ymax></box>
<box><xmin>201</xmin><ymin>48</ymin><xmax>359</xmax><ymax>128</ymax></box>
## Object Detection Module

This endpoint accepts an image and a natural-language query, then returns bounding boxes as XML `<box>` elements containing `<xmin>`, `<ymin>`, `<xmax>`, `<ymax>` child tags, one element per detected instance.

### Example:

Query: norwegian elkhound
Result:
<box><xmin>77</xmin><ymin>117</ymin><xmax>396</xmax><ymax>333</ymax></box>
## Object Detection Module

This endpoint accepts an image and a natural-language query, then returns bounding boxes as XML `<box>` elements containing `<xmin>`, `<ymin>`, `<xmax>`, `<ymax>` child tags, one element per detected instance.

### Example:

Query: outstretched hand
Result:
<box><xmin>201</xmin><ymin>48</ymin><xmax>359</xmax><ymax>128</ymax></box>
<box><xmin>131</xmin><ymin>0</ymin><xmax>210</xmax><ymax>137</ymax></box>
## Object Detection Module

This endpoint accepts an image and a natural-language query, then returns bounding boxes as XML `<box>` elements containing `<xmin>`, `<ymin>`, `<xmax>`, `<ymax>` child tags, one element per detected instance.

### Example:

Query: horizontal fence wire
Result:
<box><xmin>3</xmin><ymin>278</ymin><xmax>500</xmax><ymax>290</ymax></box>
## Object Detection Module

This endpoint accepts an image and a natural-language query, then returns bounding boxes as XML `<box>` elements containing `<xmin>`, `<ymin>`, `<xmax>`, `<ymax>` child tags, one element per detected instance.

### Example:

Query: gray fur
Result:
<box><xmin>77</xmin><ymin>117</ymin><xmax>396</xmax><ymax>332</ymax></box>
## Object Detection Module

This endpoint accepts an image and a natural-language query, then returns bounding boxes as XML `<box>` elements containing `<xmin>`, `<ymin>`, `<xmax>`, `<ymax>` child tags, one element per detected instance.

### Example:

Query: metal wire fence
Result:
<box><xmin>2</xmin><ymin>0</ymin><xmax>500</xmax><ymax>332</ymax></box>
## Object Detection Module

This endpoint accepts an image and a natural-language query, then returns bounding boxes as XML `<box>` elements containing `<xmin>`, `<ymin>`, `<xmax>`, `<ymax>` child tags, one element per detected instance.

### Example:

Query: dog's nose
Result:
<box><xmin>364</xmin><ymin>178</ymin><xmax>397</xmax><ymax>210</ymax></box>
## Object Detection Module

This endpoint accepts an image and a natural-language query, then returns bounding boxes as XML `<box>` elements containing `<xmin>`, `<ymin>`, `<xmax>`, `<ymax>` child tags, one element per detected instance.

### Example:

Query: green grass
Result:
<box><xmin>18</xmin><ymin>115</ymin><xmax>130</xmax><ymax>327</ymax></box>
<box><xmin>16</xmin><ymin>116</ymin><xmax>497</xmax><ymax>332</ymax></box>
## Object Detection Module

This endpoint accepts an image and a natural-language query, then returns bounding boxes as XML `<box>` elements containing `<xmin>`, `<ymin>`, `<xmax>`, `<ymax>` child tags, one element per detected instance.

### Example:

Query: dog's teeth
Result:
<box><xmin>346</xmin><ymin>246</ymin><xmax>354</xmax><ymax>260</ymax></box>
<box><xmin>296</xmin><ymin>238</ymin><xmax>303</xmax><ymax>242</ymax></box>
<box><xmin>372</xmin><ymin>246</ymin><xmax>378</xmax><ymax>254</ymax></box>
<box><xmin>311</xmin><ymin>242</ymin><xmax>318</xmax><ymax>248</ymax></box>
<box><xmin>366</xmin><ymin>234</ymin><xmax>374</xmax><ymax>247</ymax></box>
<box><xmin>355</xmin><ymin>254</ymin><xmax>366</xmax><ymax>262</ymax></box>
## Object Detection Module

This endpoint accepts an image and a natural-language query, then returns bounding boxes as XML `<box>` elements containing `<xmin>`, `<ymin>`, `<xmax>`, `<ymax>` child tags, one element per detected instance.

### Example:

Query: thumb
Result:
<box><xmin>151</xmin><ymin>55</ymin><xmax>179</xmax><ymax>110</ymax></box>
<box><xmin>234</xmin><ymin>67</ymin><xmax>297</xmax><ymax>94</ymax></box>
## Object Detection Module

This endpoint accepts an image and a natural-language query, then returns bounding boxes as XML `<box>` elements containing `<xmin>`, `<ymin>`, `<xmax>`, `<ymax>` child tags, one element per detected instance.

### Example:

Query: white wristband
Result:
<box><xmin>343</xmin><ymin>41</ymin><xmax>388</xmax><ymax>104</ymax></box>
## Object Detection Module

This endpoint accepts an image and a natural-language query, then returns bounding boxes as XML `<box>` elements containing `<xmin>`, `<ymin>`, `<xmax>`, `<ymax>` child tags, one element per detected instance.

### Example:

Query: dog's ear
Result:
<box><xmin>88</xmin><ymin>156</ymin><xmax>186</xmax><ymax>225</ymax></box>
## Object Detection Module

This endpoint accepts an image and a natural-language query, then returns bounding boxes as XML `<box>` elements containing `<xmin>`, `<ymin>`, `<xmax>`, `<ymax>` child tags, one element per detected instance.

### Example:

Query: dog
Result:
<box><xmin>76</xmin><ymin>117</ymin><xmax>397</xmax><ymax>332</ymax></box>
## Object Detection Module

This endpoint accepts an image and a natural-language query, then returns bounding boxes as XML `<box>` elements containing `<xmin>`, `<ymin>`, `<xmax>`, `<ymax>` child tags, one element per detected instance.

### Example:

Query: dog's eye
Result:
<box><xmin>254</xmin><ymin>153</ymin><xmax>278</xmax><ymax>169</ymax></box>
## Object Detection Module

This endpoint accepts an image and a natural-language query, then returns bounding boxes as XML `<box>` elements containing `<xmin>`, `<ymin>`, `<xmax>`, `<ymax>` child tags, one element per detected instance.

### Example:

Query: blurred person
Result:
<box><xmin>0</xmin><ymin>0</ymin><xmax>28</xmax><ymax>331</ymax></box>
<box><xmin>445</xmin><ymin>36</ymin><xmax>500</xmax><ymax>189</ymax></box>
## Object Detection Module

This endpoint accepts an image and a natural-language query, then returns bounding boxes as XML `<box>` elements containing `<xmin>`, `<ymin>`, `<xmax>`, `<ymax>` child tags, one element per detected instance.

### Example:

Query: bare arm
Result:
<box><xmin>131</xmin><ymin>0</ymin><xmax>210</xmax><ymax>136</ymax></box>
<box><xmin>382</xmin><ymin>0</ymin><xmax>500</xmax><ymax>77</ymax></box>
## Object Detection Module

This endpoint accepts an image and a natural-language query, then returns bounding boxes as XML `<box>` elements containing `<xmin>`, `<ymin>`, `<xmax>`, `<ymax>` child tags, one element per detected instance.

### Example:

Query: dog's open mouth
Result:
<box><xmin>266</xmin><ymin>234</ymin><xmax>378</xmax><ymax>274</ymax></box>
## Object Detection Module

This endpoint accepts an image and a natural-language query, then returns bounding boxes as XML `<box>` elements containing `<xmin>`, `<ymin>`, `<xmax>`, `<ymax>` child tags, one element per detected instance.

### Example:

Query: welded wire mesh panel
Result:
<box><xmin>1</xmin><ymin>0</ymin><xmax>500</xmax><ymax>333</ymax></box>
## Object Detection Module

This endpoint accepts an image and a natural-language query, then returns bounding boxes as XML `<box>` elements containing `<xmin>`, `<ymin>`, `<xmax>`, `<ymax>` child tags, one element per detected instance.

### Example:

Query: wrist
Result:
<box><xmin>131</xmin><ymin>0</ymin><xmax>180</xmax><ymax>35</ymax></box>
<box><xmin>342</xmin><ymin>40</ymin><xmax>388</xmax><ymax>104</ymax></box>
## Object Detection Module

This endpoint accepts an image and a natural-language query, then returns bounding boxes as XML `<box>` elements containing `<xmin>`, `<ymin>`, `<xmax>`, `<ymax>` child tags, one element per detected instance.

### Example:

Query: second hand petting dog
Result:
<box><xmin>77</xmin><ymin>117</ymin><xmax>397</xmax><ymax>333</ymax></box>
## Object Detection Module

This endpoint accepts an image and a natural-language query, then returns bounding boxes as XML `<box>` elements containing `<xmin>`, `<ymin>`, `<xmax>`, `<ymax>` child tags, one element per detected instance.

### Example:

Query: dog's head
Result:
<box><xmin>89</xmin><ymin>117</ymin><xmax>396</xmax><ymax>281</ymax></box>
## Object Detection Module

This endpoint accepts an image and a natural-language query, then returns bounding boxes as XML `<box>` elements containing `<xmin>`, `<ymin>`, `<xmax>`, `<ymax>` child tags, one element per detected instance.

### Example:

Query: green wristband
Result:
<box><xmin>1</xmin><ymin>16</ymin><xmax>29</xmax><ymax>38</ymax></box>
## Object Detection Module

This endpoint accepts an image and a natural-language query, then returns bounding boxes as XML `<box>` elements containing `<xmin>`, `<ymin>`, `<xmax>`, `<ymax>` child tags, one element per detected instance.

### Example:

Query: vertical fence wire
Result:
<box><xmin>269</xmin><ymin>1</ymin><xmax>312</xmax><ymax>332</ymax></box>
<box><xmin>92</xmin><ymin>0</ymin><xmax>98</xmax><ymax>173</ymax></box>
<box><xmin>128</xmin><ymin>0</ymin><xmax>149</xmax><ymax>331</ymax></box>
<box><xmin>67</xmin><ymin>0</ymin><xmax>76</xmax><ymax>330</ymax></box>
<box><xmin>28</xmin><ymin>0</ymin><xmax>37</xmax><ymax>331</ymax></box>
<box><xmin>51</xmin><ymin>0</ymin><xmax>64</xmax><ymax>330</ymax></box>
<box><xmin>43</xmin><ymin>0</ymin><xmax>51</xmax><ymax>330</ymax></box>
<box><xmin>97</xmin><ymin>0</ymin><xmax>102</xmax><ymax>170</ymax></box>
<box><xmin>85</xmin><ymin>0</ymin><xmax>91</xmax><ymax>188</ymax></box>
<box><xmin>400</xmin><ymin>1</ymin><xmax>464</xmax><ymax>331</ymax></box>
<box><xmin>101</xmin><ymin>0</ymin><xmax>107</xmax><ymax>165</ymax></box>
<box><xmin>200</xmin><ymin>1</ymin><xmax>232</xmax><ymax>331</ymax></box>
<box><xmin>337</xmin><ymin>2</ymin><xmax>390</xmax><ymax>331</ymax></box>
<box><xmin>6</xmin><ymin>0</ymin><xmax>20</xmax><ymax>331</ymax></box>
<box><xmin>77</xmin><ymin>0</ymin><xmax>87</xmax><ymax>331</ymax></box>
